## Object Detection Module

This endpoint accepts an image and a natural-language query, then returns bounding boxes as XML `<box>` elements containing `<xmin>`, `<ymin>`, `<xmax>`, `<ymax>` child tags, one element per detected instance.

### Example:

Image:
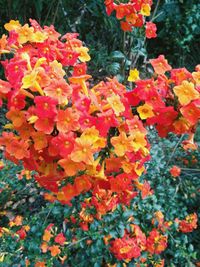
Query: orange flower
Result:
<box><xmin>4</xmin><ymin>20</ymin><xmax>21</xmax><ymax>31</ymax></box>
<box><xmin>6</xmin><ymin>108</ymin><xmax>26</xmax><ymax>128</ymax></box>
<box><xmin>74</xmin><ymin>175</ymin><xmax>92</xmax><ymax>194</ymax></box>
<box><xmin>128</xmin><ymin>68</ymin><xmax>140</xmax><ymax>82</ymax></box>
<box><xmin>145</xmin><ymin>22</ymin><xmax>157</xmax><ymax>39</ymax></box>
<box><xmin>42</xmin><ymin>230</ymin><xmax>53</xmax><ymax>242</ymax></box>
<box><xmin>75</xmin><ymin>46</ymin><xmax>91</xmax><ymax>62</ymax></box>
<box><xmin>0</xmin><ymin>161</ymin><xmax>4</xmax><ymax>170</ymax></box>
<box><xmin>70</xmin><ymin>136</ymin><xmax>95</xmax><ymax>165</ymax></box>
<box><xmin>109</xmin><ymin>233</ymin><xmax>141</xmax><ymax>260</ymax></box>
<box><xmin>7</xmin><ymin>139</ymin><xmax>30</xmax><ymax>160</ymax></box>
<box><xmin>140</xmin><ymin>181</ymin><xmax>153</xmax><ymax>199</ymax></box>
<box><xmin>17</xmin><ymin>24</ymin><xmax>34</xmax><ymax>44</ymax></box>
<box><xmin>44</xmin><ymin>79</ymin><xmax>72</xmax><ymax>104</ymax></box>
<box><xmin>192</xmin><ymin>71</ymin><xmax>200</xmax><ymax>85</ymax></box>
<box><xmin>40</xmin><ymin>242</ymin><xmax>49</xmax><ymax>253</ymax></box>
<box><xmin>180</xmin><ymin>100</ymin><xmax>200</xmax><ymax>125</ymax></box>
<box><xmin>61</xmin><ymin>183</ymin><xmax>77</xmax><ymax>202</ymax></box>
<box><xmin>173</xmin><ymin>80</ymin><xmax>199</xmax><ymax>106</ymax></box>
<box><xmin>31</xmin><ymin>131</ymin><xmax>48</xmax><ymax>150</ymax></box>
<box><xmin>182</xmin><ymin>133</ymin><xmax>198</xmax><ymax>150</ymax></box>
<box><xmin>58</xmin><ymin>157</ymin><xmax>85</xmax><ymax>176</ymax></box>
<box><xmin>150</xmin><ymin>55</ymin><xmax>172</xmax><ymax>75</ymax></box>
<box><xmin>35</xmin><ymin>262</ymin><xmax>46</xmax><ymax>267</ymax></box>
<box><xmin>129</xmin><ymin>132</ymin><xmax>147</xmax><ymax>153</ymax></box>
<box><xmin>141</xmin><ymin>3</ymin><xmax>151</xmax><ymax>16</ymax></box>
<box><xmin>9</xmin><ymin>215</ymin><xmax>23</xmax><ymax>227</ymax></box>
<box><xmin>56</xmin><ymin>108</ymin><xmax>80</xmax><ymax>133</ymax></box>
<box><xmin>173</xmin><ymin>117</ymin><xmax>191</xmax><ymax>134</ymax></box>
<box><xmin>111</xmin><ymin>131</ymin><xmax>134</xmax><ymax>157</ymax></box>
<box><xmin>34</xmin><ymin>117</ymin><xmax>54</xmax><ymax>135</ymax></box>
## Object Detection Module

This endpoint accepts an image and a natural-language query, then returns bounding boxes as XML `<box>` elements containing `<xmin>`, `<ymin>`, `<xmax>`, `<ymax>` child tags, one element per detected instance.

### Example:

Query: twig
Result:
<box><xmin>166</xmin><ymin>135</ymin><xmax>185</xmax><ymax>167</ymax></box>
<box><xmin>43</xmin><ymin>0</ymin><xmax>55</xmax><ymax>26</ymax></box>
<box><xmin>181</xmin><ymin>168</ymin><xmax>200</xmax><ymax>172</ymax></box>
<box><xmin>42</xmin><ymin>205</ymin><xmax>54</xmax><ymax>226</ymax></box>
<box><xmin>66</xmin><ymin>236</ymin><xmax>89</xmax><ymax>249</ymax></box>
<box><xmin>151</xmin><ymin>11</ymin><xmax>164</xmax><ymax>22</ymax></box>
<box><xmin>52</xmin><ymin>0</ymin><xmax>60</xmax><ymax>25</ymax></box>
<box><xmin>151</xmin><ymin>0</ymin><xmax>161</xmax><ymax>22</ymax></box>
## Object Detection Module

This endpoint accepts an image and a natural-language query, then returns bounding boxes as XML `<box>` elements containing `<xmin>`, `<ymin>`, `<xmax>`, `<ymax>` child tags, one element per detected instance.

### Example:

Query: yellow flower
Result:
<box><xmin>130</xmin><ymin>132</ymin><xmax>147</xmax><ymax>152</ymax></box>
<box><xmin>17</xmin><ymin>24</ymin><xmax>34</xmax><ymax>44</ymax></box>
<box><xmin>137</xmin><ymin>103</ymin><xmax>154</xmax><ymax>120</ymax></box>
<box><xmin>75</xmin><ymin>47</ymin><xmax>91</xmax><ymax>62</ymax></box>
<box><xmin>140</xmin><ymin>4</ymin><xmax>151</xmax><ymax>16</ymax></box>
<box><xmin>4</xmin><ymin>20</ymin><xmax>21</xmax><ymax>31</ymax></box>
<box><xmin>107</xmin><ymin>94</ymin><xmax>125</xmax><ymax>116</ymax></box>
<box><xmin>128</xmin><ymin>68</ymin><xmax>140</xmax><ymax>82</ymax></box>
<box><xmin>173</xmin><ymin>80</ymin><xmax>199</xmax><ymax>105</ymax></box>
<box><xmin>30</xmin><ymin>31</ymin><xmax>48</xmax><ymax>43</ymax></box>
<box><xmin>192</xmin><ymin>71</ymin><xmax>200</xmax><ymax>85</ymax></box>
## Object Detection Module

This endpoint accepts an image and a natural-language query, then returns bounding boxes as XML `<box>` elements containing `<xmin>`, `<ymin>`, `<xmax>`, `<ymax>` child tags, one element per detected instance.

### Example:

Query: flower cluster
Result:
<box><xmin>0</xmin><ymin>215</ymin><xmax>29</xmax><ymax>241</ymax></box>
<box><xmin>126</xmin><ymin>55</ymin><xmax>200</xmax><ymax>143</ymax></box>
<box><xmin>0</xmin><ymin>20</ymin><xmax>152</xmax><ymax>209</ymax></box>
<box><xmin>41</xmin><ymin>223</ymin><xmax>67</xmax><ymax>260</ymax></box>
<box><xmin>104</xmin><ymin>0</ymin><xmax>157</xmax><ymax>37</ymax></box>
<box><xmin>109</xmin><ymin>225</ymin><xmax>167</xmax><ymax>262</ymax></box>
<box><xmin>178</xmin><ymin>213</ymin><xmax>198</xmax><ymax>233</ymax></box>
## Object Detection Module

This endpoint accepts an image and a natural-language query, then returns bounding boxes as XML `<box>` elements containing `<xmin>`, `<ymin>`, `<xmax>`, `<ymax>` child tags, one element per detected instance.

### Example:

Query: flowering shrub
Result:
<box><xmin>0</xmin><ymin>1</ymin><xmax>199</xmax><ymax>266</ymax></box>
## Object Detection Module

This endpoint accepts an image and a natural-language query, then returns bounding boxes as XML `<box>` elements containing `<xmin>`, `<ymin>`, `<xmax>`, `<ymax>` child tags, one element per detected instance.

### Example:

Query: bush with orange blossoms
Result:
<box><xmin>0</xmin><ymin>6</ymin><xmax>200</xmax><ymax>266</ymax></box>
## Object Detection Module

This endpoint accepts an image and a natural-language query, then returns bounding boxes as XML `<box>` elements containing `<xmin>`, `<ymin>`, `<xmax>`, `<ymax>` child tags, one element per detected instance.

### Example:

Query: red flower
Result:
<box><xmin>54</xmin><ymin>233</ymin><xmax>66</xmax><ymax>246</ymax></box>
<box><xmin>110</xmin><ymin>233</ymin><xmax>141</xmax><ymax>260</ymax></box>
<box><xmin>7</xmin><ymin>92</ymin><xmax>26</xmax><ymax>110</ymax></box>
<box><xmin>179</xmin><ymin>213</ymin><xmax>198</xmax><ymax>233</ymax></box>
<box><xmin>16</xmin><ymin>228</ymin><xmax>27</xmax><ymax>240</ymax></box>
<box><xmin>150</xmin><ymin>55</ymin><xmax>172</xmax><ymax>75</ymax></box>
<box><xmin>145</xmin><ymin>22</ymin><xmax>157</xmax><ymax>39</ymax></box>
<box><xmin>146</xmin><ymin>229</ymin><xmax>167</xmax><ymax>254</ymax></box>
<box><xmin>34</xmin><ymin>96</ymin><xmax>58</xmax><ymax>119</ymax></box>
<box><xmin>169</xmin><ymin>166</ymin><xmax>181</xmax><ymax>177</ymax></box>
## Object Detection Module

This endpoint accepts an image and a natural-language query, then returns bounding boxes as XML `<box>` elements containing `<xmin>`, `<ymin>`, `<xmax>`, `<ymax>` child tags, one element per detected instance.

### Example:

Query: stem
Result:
<box><xmin>52</xmin><ymin>0</ymin><xmax>60</xmax><ymax>25</ymax></box>
<box><xmin>66</xmin><ymin>236</ymin><xmax>89</xmax><ymax>249</ymax></box>
<box><xmin>181</xmin><ymin>168</ymin><xmax>200</xmax><ymax>172</ymax></box>
<box><xmin>121</xmin><ymin>31</ymin><xmax>126</xmax><ymax>78</ymax></box>
<box><xmin>43</xmin><ymin>0</ymin><xmax>55</xmax><ymax>26</ymax></box>
<box><xmin>151</xmin><ymin>0</ymin><xmax>161</xmax><ymax>22</ymax></box>
<box><xmin>166</xmin><ymin>135</ymin><xmax>185</xmax><ymax>167</ymax></box>
<box><xmin>42</xmin><ymin>206</ymin><xmax>54</xmax><ymax>226</ymax></box>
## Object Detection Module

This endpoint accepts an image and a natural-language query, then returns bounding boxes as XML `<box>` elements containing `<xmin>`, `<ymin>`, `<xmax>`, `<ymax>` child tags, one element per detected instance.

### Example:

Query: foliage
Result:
<box><xmin>147</xmin><ymin>0</ymin><xmax>200</xmax><ymax>70</ymax></box>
